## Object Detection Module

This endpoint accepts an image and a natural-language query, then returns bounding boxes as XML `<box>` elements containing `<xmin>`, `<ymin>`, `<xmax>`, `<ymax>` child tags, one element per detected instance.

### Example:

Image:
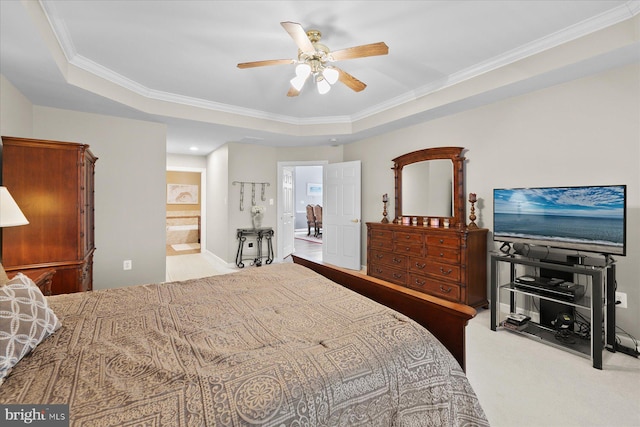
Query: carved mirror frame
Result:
<box><xmin>393</xmin><ymin>147</ymin><xmax>466</xmax><ymax>229</ymax></box>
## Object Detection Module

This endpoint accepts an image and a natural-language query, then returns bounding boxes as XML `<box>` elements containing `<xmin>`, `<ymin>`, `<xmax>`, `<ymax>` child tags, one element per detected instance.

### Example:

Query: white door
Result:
<box><xmin>323</xmin><ymin>161</ymin><xmax>361</xmax><ymax>270</ymax></box>
<box><xmin>281</xmin><ymin>166</ymin><xmax>295</xmax><ymax>259</ymax></box>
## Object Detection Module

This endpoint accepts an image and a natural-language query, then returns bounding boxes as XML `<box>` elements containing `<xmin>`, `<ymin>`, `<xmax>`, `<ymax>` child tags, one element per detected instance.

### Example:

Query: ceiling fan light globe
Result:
<box><xmin>317</xmin><ymin>78</ymin><xmax>331</xmax><ymax>94</ymax></box>
<box><xmin>323</xmin><ymin>67</ymin><xmax>339</xmax><ymax>85</ymax></box>
<box><xmin>295</xmin><ymin>63</ymin><xmax>311</xmax><ymax>77</ymax></box>
<box><xmin>290</xmin><ymin>74</ymin><xmax>308</xmax><ymax>91</ymax></box>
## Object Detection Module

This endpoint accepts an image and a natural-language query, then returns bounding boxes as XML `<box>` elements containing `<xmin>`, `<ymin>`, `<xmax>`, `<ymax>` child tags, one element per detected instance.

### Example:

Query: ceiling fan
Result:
<box><xmin>237</xmin><ymin>21</ymin><xmax>389</xmax><ymax>96</ymax></box>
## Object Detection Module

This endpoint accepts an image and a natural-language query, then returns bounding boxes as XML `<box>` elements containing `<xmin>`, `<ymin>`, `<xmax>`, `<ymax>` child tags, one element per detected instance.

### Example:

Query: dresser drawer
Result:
<box><xmin>426</xmin><ymin>246</ymin><xmax>460</xmax><ymax>263</ymax></box>
<box><xmin>407</xmin><ymin>273</ymin><xmax>462</xmax><ymax>302</ymax></box>
<box><xmin>425</xmin><ymin>260</ymin><xmax>461</xmax><ymax>282</ymax></box>
<box><xmin>426</xmin><ymin>234</ymin><xmax>460</xmax><ymax>248</ymax></box>
<box><xmin>369</xmin><ymin>237</ymin><xmax>391</xmax><ymax>250</ymax></box>
<box><xmin>369</xmin><ymin>263</ymin><xmax>407</xmax><ymax>286</ymax></box>
<box><xmin>395</xmin><ymin>231</ymin><xmax>423</xmax><ymax>244</ymax></box>
<box><xmin>394</xmin><ymin>241</ymin><xmax>423</xmax><ymax>257</ymax></box>
<box><xmin>369</xmin><ymin>228</ymin><xmax>393</xmax><ymax>241</ymax></box>
<box><xmin>370</xmin><ymin>250</ymin><xmax>407</xmax><ymax>269</ymax></box>
<box><xmin>409</xmin><ymin>257</ymin><xmax>429</xmax><ymax>273</ymax></box>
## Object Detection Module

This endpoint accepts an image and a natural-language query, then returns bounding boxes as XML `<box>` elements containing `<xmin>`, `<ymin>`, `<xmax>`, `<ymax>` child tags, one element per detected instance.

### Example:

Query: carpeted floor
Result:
<box><xmin>165</xmin><ymin>253</ymin><xmax>237</xmax><ymax>282</ymax></box>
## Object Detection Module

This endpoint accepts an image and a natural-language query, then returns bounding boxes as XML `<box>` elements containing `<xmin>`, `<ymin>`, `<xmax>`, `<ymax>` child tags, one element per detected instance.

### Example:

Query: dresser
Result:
<box><xmin>367</xmin><ymin>222</ymin><xmax>488</xmax><ymax>307</ymax></box>
<box><xmin>1</xmin><ymin>136</ymin><xmax>97</xmax><ymax>294</ymax></box>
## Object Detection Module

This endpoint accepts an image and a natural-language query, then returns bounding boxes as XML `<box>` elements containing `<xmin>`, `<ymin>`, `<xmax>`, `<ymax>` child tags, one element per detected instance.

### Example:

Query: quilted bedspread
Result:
<box><xmin>0</xmin><ymin>263</ymin><xmax>488</xmax><ymax>426</ymax></box>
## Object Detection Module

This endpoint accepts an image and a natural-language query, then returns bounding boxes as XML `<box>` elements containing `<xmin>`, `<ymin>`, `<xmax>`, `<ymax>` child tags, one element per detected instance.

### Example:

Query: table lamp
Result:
<box><xmin>0</xmin><ymin>186</ymin><xmax>29</xmax><ymax>280</ymax></box>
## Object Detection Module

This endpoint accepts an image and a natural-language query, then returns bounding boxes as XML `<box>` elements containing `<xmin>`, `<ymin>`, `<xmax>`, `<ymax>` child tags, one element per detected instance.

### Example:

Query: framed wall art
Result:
<box><xmin>307</xmin><ymin>183</ymin><xmax>322</xmax><ymax>196</ymax></box>
<box><xmin>167</xmin><ymin>184</ymin><xmax>199</xmax><ymax>204</ymax></box>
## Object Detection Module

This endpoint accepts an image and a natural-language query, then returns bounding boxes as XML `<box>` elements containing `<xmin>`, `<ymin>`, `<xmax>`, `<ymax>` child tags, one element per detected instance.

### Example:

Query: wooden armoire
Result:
<box><xmin>1</xmin><ymin>136</ymin><xmax>97</xmax><ymax>294</ymax></box>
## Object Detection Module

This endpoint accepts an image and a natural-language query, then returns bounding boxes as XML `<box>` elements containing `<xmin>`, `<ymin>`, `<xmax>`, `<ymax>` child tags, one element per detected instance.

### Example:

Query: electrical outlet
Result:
<box><xmin>615</xmin><ymin>291</ymin><xmax>627</xmax><ymax>309</ymax></box>
<box><xmin>123</xmin><ymin>260</ymin><xmax>132</xmax><ymax>271</ymax></box>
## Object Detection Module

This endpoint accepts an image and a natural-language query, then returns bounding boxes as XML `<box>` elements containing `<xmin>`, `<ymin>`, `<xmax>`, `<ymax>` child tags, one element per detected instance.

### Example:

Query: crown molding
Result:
<box><xmin>353</xmin><ymin>1</ymin><xmax>640</xmax><ymax>122</ymax></box>
<box><xmin>38</xmin><ymin>0</ymin><xmax>640</xmax><ymax>128</ymax></box>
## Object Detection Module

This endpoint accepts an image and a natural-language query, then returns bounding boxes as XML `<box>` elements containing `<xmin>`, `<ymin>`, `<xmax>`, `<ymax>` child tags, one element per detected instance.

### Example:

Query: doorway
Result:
<box><xmin>294</xmin><ymin>165</ymin><xmax>324</xmax><ymax>259</ymax></box>
<box><xmin>276</xmin><ymin>161</ymin><xmax>326</xmax><ymax>262</ymax></box>
<box><xmin>166</xmin><ymin>168</ymin><xmax>206</xmax><ymax>257</ymax></box>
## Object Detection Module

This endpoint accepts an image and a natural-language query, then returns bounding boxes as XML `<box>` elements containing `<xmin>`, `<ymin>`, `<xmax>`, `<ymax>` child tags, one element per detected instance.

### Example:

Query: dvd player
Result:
<box><xmin>513</xmin><ymin>276</ymin><xmax>585</xmax><ymax>301</ymax></box>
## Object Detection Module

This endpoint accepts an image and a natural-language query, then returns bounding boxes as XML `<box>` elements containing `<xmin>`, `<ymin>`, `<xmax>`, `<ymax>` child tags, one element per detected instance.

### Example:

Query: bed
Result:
<box><xmin>0</xmin><ymin>262</ymin><xmax>487</xmax><ymax>426</ymax></box>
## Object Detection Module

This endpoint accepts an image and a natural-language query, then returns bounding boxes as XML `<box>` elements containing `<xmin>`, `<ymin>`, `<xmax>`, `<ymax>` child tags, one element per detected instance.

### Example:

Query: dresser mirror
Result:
<box><xmin>393</xmin><ymin>147</ymin><xmax>466</xmax><ymax>228</ymax></box>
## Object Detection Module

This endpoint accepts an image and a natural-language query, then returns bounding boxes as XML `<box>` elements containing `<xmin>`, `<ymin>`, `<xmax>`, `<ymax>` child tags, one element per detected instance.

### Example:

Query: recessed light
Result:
<box><xmin>189</xmin><ymin>146</ymin><xmax>199</xmax><ymax>151</ymax></box>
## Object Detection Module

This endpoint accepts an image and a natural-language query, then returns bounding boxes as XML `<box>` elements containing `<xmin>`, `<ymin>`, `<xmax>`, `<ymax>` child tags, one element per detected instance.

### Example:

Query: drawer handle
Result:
<box><xmin>392</xmin><ymin>258</ymin><xmax>403</xmax><ymax>264</ymax></box>
<box><xmin>393</xmin><ymin>273</ymin><xmax>403</xmax><ymax>279</ymax></box>
<box><xmin>415</xmin><ymin>262</ymin><xmax>426</xmax><ymax>269</ymax></box>
<box><xmin>439</xmin><ymin>267</ymin><xmax>453</xmax><ymax>275</ymax></box>
<box><xmin>405</xmin><ymin>235</ymin><xmax>411</xmax><ymax>239</ymax></box>
<box><xmin>376</xmin><ymin>254</ymin><xmax>384</xmax><ymax>259</ymax></box>
<box><xmin>439</xmin><ymin>252</ymin><xmax>444</xmax><ymax>257</ymax></box>
<box><xmin>414</xmin><ymin>279</ymin><xmax>426</xmax><ymax>286</ymax></box>
<box><xmin>439</xmin><ymin>239</ymin><xmax>444</xmax><ymax>244</ymax></box>
<box><xmin>375</xmin><ymin>268</ymin><xmax>383</xmax><ymax>273</ymax></box>
<box><xmin>439</xmin><ymin>285</ymin><xmax>452</xmax><ymax>294</ymax></box>
<box><xmin>404</xmin><ymin>247</ymin><xmax>411</xmax><ymax>251</ymax></box>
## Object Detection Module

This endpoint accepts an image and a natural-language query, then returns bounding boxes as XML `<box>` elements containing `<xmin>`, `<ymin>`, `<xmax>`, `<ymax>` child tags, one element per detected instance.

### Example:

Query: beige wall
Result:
<box><xmin>205</xmin><ymin>144</ymin><xmax>229</xmax><ymax>261</ymax></box>
<box><xmin>0</xmin><ymin>75</ymin><xmax>33</xmax><ymax>137</ymax></box>
<box><xmin>345</xmin><ymin>63</ymin><xmax>640</xmax><ymax>341</ymax></box>
<box><xmin>205</xmin><ymin>143</ymin><xmax>344</xmax><ymax>264</ymax></box>
<box><xmin>30</xmin><ymin>106</ymin><xmax>168</xmax><ymax>289</ymax></box>
<box><xmin>1</xmin><ymin>76</ymin><xmax>168</xmax><ymax>290</ymax></box>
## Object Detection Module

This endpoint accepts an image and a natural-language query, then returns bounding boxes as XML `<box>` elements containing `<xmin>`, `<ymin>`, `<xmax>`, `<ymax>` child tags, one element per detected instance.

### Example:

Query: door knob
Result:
<box><xmin>351</xmin><ymin>219</ymin><xmax>360</xmax><ymax>223</ymax></box>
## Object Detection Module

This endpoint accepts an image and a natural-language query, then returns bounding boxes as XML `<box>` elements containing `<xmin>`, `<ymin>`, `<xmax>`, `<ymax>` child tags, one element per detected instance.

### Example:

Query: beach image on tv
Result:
<box><xmin>494</xmin><ymin>186</ymin><xmax>625</xmax><ymax>252</ymax></box>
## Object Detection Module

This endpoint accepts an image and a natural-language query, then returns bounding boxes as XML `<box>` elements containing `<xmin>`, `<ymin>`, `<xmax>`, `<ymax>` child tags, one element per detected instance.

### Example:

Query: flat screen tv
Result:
<box><xmin>493</xmin><ymin>185</ymin><xmax>626</xmax><ymax>256</ymax></box>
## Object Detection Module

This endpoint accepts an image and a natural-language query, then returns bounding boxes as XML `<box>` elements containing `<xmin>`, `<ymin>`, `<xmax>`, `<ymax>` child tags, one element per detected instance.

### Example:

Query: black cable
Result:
<box><xmin>615</xmin><ymin>325</ymin><xmax>639</xmax><ymax>352</ymax></box>
<box><xmin>573</xmin><ymin>310</ymin><xmax>592</xmax><ymax>340</ymax></box>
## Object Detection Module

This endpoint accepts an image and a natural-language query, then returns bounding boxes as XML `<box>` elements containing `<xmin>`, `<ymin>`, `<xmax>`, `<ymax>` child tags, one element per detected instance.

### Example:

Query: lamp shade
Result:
<box><xmin>0</xmin><ymin>186</ymin><xmax>28</xmax><ymax>227</ymax></box>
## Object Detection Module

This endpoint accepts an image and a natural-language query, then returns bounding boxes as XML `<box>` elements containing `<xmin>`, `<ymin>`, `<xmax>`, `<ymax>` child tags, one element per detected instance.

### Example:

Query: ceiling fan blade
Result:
<box><xmin>237</xmin><ymin>59</ymin><xmax>294</xmax><ymax>69</ymax></box>
<box><xmin>281</xmin><ymin>21</ymin><xmax>315</xmax><ymax>53</ymax></box>
<box><xmin>336</xmin><ymin>68</ymin><xmax>367</xmax><ymax>92</ymax></box>
<box><xmin>330</xmin><ymin>42</ymin><xmax>389</xmax><ymax>61</ymax></box>
<box><xmin>287</xmin><ymin>86</ymin><xmax>300</xmax><ymax>97</ymax></box>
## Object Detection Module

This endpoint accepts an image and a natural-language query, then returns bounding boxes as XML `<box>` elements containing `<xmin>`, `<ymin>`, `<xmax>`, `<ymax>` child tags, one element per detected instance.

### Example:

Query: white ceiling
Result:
<box><xmin>1</xmin><ymin>1</ymin><xmax>638</xmax><ymax>155</ymax></box>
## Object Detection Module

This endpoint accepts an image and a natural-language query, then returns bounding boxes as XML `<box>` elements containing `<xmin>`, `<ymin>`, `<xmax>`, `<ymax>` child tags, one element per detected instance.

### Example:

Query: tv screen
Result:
<box><xmin>493</xmin><ymin>185</ymin><xmax>626</xmax><ymax>256</ymax></box>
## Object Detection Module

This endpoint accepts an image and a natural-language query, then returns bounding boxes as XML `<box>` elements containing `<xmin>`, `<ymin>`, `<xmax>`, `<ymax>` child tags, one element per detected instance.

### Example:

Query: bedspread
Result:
<box><xmin>0</xmin><ymin>263</ymin><xmax>487</xmax><ymax>426</ymax></box>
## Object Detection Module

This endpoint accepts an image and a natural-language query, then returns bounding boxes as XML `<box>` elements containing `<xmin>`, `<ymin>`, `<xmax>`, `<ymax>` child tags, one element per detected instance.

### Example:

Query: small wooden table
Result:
<box><xmin>235</xmin><ymin>228</ymin><xmax>274</xmax><ymax>268</ymax></box>
<box><xmin>12</xmin><ymin>268</ymin><xmax>56</xmax><ymax>296</ymax></box>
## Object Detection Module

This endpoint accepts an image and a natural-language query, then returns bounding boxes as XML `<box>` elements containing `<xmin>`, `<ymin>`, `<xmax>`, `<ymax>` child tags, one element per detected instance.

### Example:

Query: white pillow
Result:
<box><xmin>0</xmin><ymin>264</ymin><xmax>9</xmax><ymax>286</ymax></box>
<box><xmin>0</xmin><ymin>273</ymin><xmax>61</xmax><ymax>381</ymax></box>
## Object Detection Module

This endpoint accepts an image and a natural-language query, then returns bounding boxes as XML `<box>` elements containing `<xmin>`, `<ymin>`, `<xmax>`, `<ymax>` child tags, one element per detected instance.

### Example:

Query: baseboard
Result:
<box><xmin>202</xmin><ymin>249</ymin><xmax>235</xmax><ymax>268</ymax></box>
